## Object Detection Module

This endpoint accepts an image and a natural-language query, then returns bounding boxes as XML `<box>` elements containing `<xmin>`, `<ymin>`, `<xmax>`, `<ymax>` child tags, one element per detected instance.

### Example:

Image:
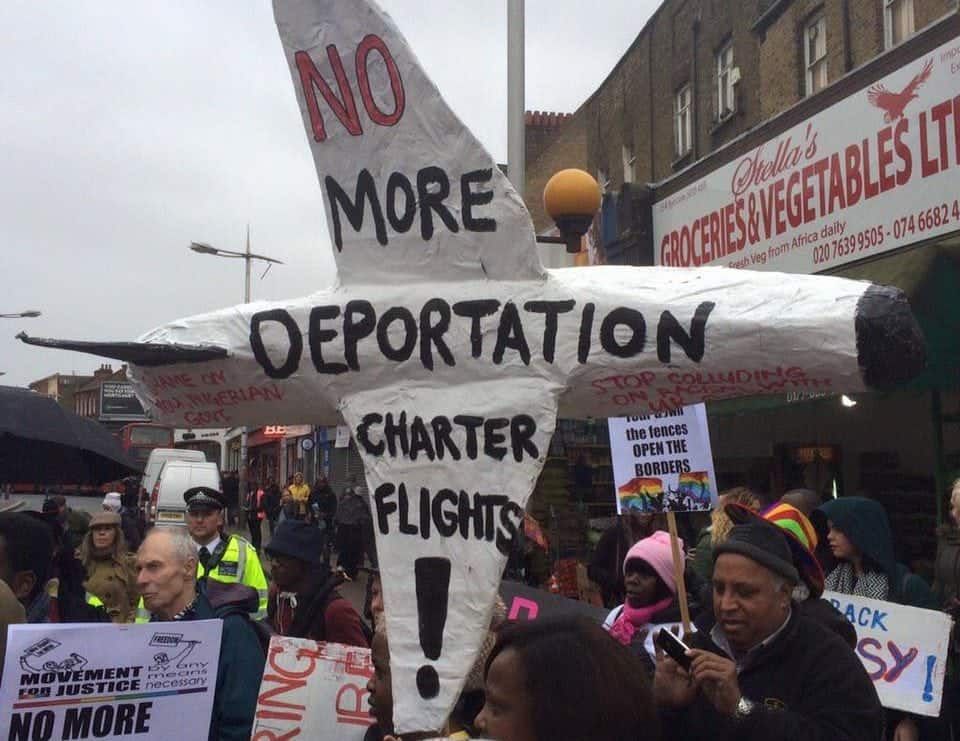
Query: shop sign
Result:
<box><xmin>655</xmin><ymin>34</ymin><xmax>960</xmax><ymax>274</ymax></box>
<box><xmin>262</xmin><ymin>425</ymin><xmax>288</xmax><ymax>437</ymax></box>
<box><xmin>282</xmin><ymin>424</ymin><xmax>313</xmax><ymax>438</ymax></box>
<box><xmin>792</xmin><ymin>445</ymin><xmax>836</xmax><ymax>463</ymax></box>
<box><xmin>607</xmin><ymin>404</ymin><xmax>718</xmax><ymax>513</ymax></box>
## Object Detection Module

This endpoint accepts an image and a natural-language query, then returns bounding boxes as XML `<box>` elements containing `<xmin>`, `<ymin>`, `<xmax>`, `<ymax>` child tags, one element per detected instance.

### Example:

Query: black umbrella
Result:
<box><xmin>0</xmin><ymin>385</ymin><xmax>142</xmax><ymax>484</ymax></box>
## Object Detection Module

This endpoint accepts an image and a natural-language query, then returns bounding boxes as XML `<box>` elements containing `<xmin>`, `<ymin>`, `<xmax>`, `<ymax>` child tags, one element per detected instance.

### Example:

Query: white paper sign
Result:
<box><xmin>824</xmin><ymin>591</ymin><xmax>953</xmax><ymax>716</ymax></box>
<box><xmin>0</xmin><ymin>620</ymin><xmax>222</xmax><ymax>740</ymax></box>
<box><xmin>608</xmin><ymin>404</ymin><xmax>717</xmax><ymax>513</ymax></box>
<box><xmin>654</xmin><ymin>35</ymin><xmax>960</xmax><ymax>274</ymax></box>
<box><xmin>251</xmin><ymin>638</ymin><xmax>374</xmax><ymax>739</ymax></box>
<box><xmin>335</xmin><ymin>425</ymin><xmax>351</xmax><ymax>448</ymax></box>
<box><xmin>341</xmin><ymin>379</ymin><xmax>559</xmax><ymax>733</ymax></box>
<box><xmin>13</xmin><ymin>0</ymin><xmax>931</xmax><ymax>735</ymax></box>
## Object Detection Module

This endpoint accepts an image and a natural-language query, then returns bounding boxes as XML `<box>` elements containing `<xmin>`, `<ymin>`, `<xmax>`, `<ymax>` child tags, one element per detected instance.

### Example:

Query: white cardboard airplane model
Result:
<box><xmin>20</xmin><ymin>0</ymin><xmax>925</xmax><ymax>733</ymax></box>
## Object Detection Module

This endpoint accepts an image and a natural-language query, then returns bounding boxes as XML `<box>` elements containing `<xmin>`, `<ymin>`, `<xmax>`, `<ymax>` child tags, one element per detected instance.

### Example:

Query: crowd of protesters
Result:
<box><xmin>1</xmin><ymin>475</ymin><xmax>960</xmax><ymax>740</ymax></box>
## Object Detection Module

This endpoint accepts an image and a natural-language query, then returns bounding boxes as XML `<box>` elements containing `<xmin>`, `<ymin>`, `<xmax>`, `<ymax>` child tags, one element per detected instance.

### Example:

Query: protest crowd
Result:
<box><xmin>2</xmin><ymin>0</ymin><xmax>959</xmax><ymax>739</ymax></box>
<box><xmin>0</xmin><ymin>472</ymin><xmax>958</xmax><ymax>741</ymax></box>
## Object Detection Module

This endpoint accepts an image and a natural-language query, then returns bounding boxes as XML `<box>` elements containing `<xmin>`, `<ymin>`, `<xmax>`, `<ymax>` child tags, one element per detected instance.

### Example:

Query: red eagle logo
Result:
<box><xmin>867</xmin><ymin>58</ymin><xmax>933</xmax><ymax>123</ymax></box>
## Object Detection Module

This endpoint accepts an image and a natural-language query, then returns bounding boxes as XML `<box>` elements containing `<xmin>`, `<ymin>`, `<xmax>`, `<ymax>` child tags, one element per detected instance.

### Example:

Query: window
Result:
<box><xmin>596</xmin><ymin>167</ymin><xmax>610</xmax><ymax>195</ymax></box>
<box><xmin>804</xmin><ymin>14</ymin><xmax>827</xmax><ymax>96</ymax></box>
<box><xmin>716</xmin><ymin>42</ymin><xmax>736</xmax><ymax>119</ymax></box>
<box><xmin>674</xmin><ymin>85</ymin><xmax>692</xmax><ymax>157</ymax></box>
<box><xmin>885</xmin><ymin>0</ymin><xmax>914</xmax><ymax>49</ymax></box>
<box><xmin>622</xmin><ymin>144</ymin><xmax>636</xmax><ymax>183</ymax></box>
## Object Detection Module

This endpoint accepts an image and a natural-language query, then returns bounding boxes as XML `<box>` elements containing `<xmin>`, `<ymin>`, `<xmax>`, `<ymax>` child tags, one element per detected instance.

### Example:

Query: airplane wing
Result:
<box><xmin>16</xmin><ymin>333</ymin><xmax>228</xmax><ymax>367</ymax></box>
<box><xmin>273</xmin><ymin>0</ymin><xmax>543</xmax><ymax>285</ymax></box>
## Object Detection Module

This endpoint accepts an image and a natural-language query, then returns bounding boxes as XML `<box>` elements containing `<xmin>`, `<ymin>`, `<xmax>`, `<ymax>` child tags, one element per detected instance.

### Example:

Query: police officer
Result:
<box><xmin>183</xmin><ymin>486</ymin><xmax>268</xmax><ymax>619</ymax></box>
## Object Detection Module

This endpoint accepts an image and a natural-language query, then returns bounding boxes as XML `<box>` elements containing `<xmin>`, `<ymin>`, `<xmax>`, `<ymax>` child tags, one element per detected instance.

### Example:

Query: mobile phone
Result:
<box><xmin>655</xmin><ymin>628</ymin><xmax>692</xmax><ymax>671</ymax></box>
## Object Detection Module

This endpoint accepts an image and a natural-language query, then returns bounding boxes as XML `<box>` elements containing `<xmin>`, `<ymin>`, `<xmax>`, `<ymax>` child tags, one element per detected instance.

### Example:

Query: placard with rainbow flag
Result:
<box><xmin>608</xmin><ymin>404</ymin><xmax>718</xmax><ymax>513</ymax></box>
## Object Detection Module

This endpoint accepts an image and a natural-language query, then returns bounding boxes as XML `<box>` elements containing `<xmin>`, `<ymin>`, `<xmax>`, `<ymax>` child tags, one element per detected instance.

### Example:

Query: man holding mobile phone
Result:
<box><xmin>654</xmin><ymin>520</ymin><xmax>881</xmax><ymax>741</ymax></box>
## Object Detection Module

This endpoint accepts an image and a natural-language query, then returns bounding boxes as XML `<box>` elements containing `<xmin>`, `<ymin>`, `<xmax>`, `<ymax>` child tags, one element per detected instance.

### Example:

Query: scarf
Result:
<box><xmin>824</xmin><ymin>562</ymin><xmax>889</xmax><ymax>600</ymax></box>
<box><xmin>609</xmin><ymin>596</ymin><xmax>673</xmax><ymax>646</ymax></box>
<box><xmin>274</xmin><ymin>591</ymin><xmax>299</xmax><ymax>635</ymax></box>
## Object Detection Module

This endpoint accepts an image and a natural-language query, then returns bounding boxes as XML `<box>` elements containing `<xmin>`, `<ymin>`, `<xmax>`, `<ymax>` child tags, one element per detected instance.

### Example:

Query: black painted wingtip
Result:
<box><xmin>17</xmin><ymin>332</ymin><xmax>228</xmax><ymax>367</ymax></box>
<box><xmin>855</xmin><ymin>285</ymin><xmax>926</xmax><ymax>389</ymax></box>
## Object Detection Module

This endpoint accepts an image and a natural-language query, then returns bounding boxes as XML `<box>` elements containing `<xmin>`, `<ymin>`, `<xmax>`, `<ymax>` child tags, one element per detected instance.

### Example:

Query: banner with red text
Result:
<box><xmin>251</xmin><ymin>638</ymin><xmax>374</xmax><ymax>740</ymax></box>
<box><xmin>654</xmin><ymin>34</ymin><xmax>960</xmax><ymax>273</ymax></box>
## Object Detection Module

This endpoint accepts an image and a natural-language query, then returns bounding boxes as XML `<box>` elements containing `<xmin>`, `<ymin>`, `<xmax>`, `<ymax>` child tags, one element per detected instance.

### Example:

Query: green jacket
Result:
<box><xmin>160</xmin><ymin>589</ymin><xmax>265</xmax><ymax>741</ymax></box>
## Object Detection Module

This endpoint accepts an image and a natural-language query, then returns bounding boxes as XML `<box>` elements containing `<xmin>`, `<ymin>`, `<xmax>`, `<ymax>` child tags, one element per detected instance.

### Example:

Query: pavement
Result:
<box><xmin>1</xmin><ymin>494</ymin><xmax>371</xmax><ymax>616</ymax></box>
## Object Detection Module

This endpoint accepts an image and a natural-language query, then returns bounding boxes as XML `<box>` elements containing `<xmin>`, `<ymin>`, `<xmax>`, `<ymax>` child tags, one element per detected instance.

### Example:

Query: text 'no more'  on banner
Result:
<box><xmin>0</xmin><ymin>620</ymin><xmax>222</xmax><ymax>741</ymax></box>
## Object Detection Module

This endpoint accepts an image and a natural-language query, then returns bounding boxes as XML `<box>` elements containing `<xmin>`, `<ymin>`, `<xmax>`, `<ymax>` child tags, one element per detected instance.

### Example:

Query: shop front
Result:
<box><xmin>650</xmin><ymin>20</ymin><xmax>960</xmax><ymax>571</ymax></box>
<box><xmin>528</xmin><ymin>15</ymin><xmax>960</xmax><ymax>580</ymax></box>
<box><xmin>281</xmin><ymin>425</ymin><xmax>317</xmax><ymax>484</ymax></box>
<box><xmin>246</xmin><ymin>426</ymin><xmax>283</xmax><ymax>487</ymax></box>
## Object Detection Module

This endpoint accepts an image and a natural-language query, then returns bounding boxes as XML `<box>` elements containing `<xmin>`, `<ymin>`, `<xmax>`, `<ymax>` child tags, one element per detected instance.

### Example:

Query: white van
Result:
<box><xmin>142</xmin><ymin>448</ymin><xmax>206</xmax><ymax>508</ymax></box>
<box><xmin>150</xmin><ymin>460</ymin><xmax>221</xmax><ymax>526</ymax></box>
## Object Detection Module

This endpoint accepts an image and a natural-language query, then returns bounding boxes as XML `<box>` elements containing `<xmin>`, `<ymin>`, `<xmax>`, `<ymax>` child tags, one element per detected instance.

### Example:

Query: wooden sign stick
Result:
<box><xmin>666</xmin><ymin>511</ymin><xmax>692</xmax><ymax>635</ymax></box>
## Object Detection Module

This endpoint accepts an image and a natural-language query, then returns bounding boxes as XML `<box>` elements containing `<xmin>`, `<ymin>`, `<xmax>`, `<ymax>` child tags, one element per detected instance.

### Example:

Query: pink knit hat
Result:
<box><xmin>622</xmin><ymin>531</ymin><xmax>682</xmax><ymax>596</ymax></box>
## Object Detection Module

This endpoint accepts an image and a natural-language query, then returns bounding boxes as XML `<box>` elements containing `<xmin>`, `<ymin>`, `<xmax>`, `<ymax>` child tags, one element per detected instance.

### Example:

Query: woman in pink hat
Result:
<box><xmin>602</xmin><ymin>531</ymin><xmax>683</xmax><ymax>670</ymax></box>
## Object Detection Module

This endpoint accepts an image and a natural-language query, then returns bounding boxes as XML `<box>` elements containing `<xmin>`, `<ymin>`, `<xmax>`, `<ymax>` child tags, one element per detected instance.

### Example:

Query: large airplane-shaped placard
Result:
<box><xmin>20</xmin><ymin>0</ymin><xmax>924</xmax><ymax>734</ymax></box>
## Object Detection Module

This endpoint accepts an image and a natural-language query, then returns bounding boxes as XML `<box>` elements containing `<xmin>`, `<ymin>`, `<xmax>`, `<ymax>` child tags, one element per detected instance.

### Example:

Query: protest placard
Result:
<box><xmin>251</xmin><ymin>638</ymin><xmax>373</xmax><ymax>740</ymax></box>
<box><xmin>0</xmin><ymin>620</ymin><xmax>221</xmax><ymax>741</ymax></box>
<box><xmin>500</xmin><ymin>580</ymin><xmax>609</xmax><ymax>624</ymax></box>
<box><xmin>608</xmin><ymin>404</ymin><xmax>717</xmax><ymax>513</ymax></box>
<box><xmin>13</xmin><ymin>0</ymin><xmax>929</xmax><ymax>733</ymax></box>
<box><xmin>824</xmin><ymin>590</ymin><xmax>953</xmax><ymax>716</ymax></box>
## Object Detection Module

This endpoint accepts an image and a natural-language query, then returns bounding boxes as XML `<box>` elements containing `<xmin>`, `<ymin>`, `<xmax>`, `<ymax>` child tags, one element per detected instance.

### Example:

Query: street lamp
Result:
<box><xmin>188</xmin><ymin>230</ymin><xmax>284</xmax><ymax>304</ymax></box>
<box><xmin>0</xmin><ymin>310</ymin><xmax>41</xmax><ymax>319</ymax></box>
<box><xmin>537</xmin><ymin>169</ymin><xmax>602</xmax><ymax>253</ymax></box>
<box><xmin>188</xmin><ymin>227</ymin><xmax>283</xmax><ymax>505</ymax></box>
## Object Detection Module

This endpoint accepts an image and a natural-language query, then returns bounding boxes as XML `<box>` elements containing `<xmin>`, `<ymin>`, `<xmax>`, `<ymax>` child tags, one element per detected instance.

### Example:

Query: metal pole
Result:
<box><xmin>507</xmin><ymin>0</ymin><xmax>525</xmax><ymax>195</ymax></box>
<box><xmin>239</xmin><ymin>225</ymin><xmax>251</xmax><ymax>515</ymax></box>
<box><xmin>244</xmin><ymin>224</ymin><xmax>252</xmax><ymax>304</ymax></box>
<box><xmin>932</xmin><ymin>390</ymin><xmax>946</xmax><ymax>527</ymax></box>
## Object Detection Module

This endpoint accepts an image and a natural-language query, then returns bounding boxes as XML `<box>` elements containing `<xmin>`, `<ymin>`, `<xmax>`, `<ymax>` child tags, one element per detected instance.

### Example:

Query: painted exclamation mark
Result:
<box><xmin>923</xmin><ymin>655</ymin><xmax>936</xmax><ymax>702</ymax></box>
<box><xmin>414</xmin><ymin>557</ymin><xmax>451</xmax><ymax>699</ymax></box>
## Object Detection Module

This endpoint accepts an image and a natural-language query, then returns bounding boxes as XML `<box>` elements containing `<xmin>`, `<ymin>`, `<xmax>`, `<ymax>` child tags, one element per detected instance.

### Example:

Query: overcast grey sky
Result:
<box><xmin>1</xmin><ymin>1</ymin><xmax>657</xmax><ymax>387</ymax></box>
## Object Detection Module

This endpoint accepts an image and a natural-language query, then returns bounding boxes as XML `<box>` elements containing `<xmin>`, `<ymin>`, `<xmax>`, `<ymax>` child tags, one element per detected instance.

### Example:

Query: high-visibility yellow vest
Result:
<box><xmin>135</xmin><ymin>534</ymin><xmax>268</xmax><ymax>623</ymax></box>
<box><xmin>197</xmin><ymin>534</ymin><xmax>268</xmax><ymax>619</ymax></box>
<box><xmin>86</xmin><ymin>592</ymin><xmax>104</xmax><ymax>609</ymax></box>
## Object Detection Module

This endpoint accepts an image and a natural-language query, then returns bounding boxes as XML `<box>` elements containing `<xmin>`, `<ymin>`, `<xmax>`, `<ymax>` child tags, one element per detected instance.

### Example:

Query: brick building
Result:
<box><xmin>526</xmin><ymin>0</ymin><xmax>957</xmax><ymax>261</ymax></box>
<box><xmin>526</xmin><ymin>0</ymin><xmax>960</xmax><ymax>568</ymax></box>
<box><xmin>73</xmin><ymin>364</ymin><xmax>122</xmax><ymax>420</ymax></box>
<box><xmin>28</xmin><ymin>372</ymin><xmax>93</xmax><ymax>412</ymax></box>
<box><xmin>73</xmin><ymin>364</ymin><xmax>149</xmax><ymax>434</ymax></box>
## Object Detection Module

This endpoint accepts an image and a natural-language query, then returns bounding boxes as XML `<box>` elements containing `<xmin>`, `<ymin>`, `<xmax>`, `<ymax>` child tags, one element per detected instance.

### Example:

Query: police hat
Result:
<box><xmin>183</xmin><ymin>486</ymin><xmax>227</xmax><ymax>511</ymax></box>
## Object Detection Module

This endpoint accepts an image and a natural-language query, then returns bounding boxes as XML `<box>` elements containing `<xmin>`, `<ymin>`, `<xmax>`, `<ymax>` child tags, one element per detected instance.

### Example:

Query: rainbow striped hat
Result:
<box><xmin>725</xmin><ymin>501</ymin><xmax>825</xmax><ymax>597</ymax></box>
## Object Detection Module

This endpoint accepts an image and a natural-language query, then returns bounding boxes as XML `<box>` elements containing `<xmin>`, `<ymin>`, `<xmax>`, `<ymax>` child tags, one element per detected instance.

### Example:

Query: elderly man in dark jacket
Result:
<box><xmin>655</xmin><ymin>521</ymin><xmax>881</xmax><ymax>741</ymax></box>
<box><xmin>137</xmin><ymin>528</ymin><xmax>264</xmax><ymax>741</ymax></box>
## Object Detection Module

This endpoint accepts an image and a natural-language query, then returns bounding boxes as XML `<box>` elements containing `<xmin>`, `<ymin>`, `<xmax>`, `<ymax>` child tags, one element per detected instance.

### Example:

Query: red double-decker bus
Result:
<box><xmin>119</xmin><ymin>422</ymin><xmax>175</xmax><ymax>469</ymax></box>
